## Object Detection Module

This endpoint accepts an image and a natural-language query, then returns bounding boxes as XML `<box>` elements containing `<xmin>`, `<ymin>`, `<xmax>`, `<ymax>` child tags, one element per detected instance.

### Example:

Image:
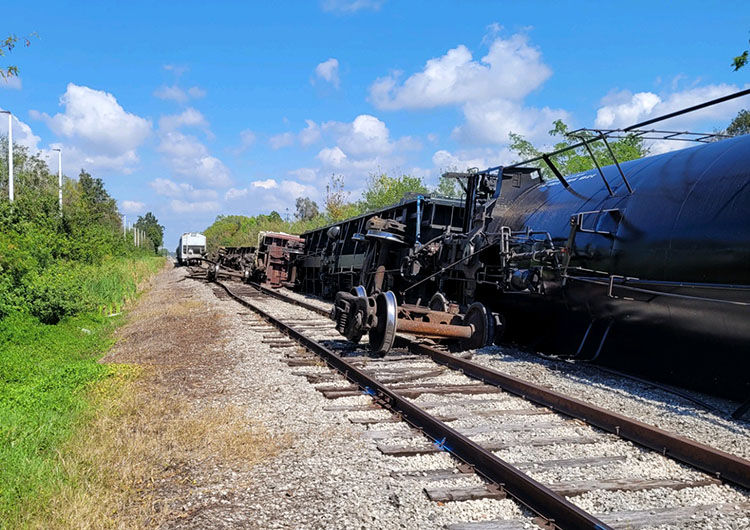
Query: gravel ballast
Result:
<box><xmin>169</xmin><ymin>273</ymin><xmax>750</xmax><ymax>529</ymax></box>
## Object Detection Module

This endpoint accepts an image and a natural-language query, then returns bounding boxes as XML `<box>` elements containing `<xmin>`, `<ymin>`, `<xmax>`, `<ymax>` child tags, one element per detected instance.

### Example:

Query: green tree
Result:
<box><xmin>295</xmin><ymin>196</ymin><xmax>319</xmax><ymax>220</ymax></box>
<box><xmin>726</xmin><ymin>109</ymin><xmax>750</xmax><ymax>136</ymax></box>
<box><xmin>732</xmin><ymin>33</ymin><xmax>749</xmax><ymax>71</ymax></box>
<box><xmin>359</xmin><ymin>173</ymin><xmax>428</xmax><ymax>212</ymax></box>
<box><xmin>135</xmin><ymin>212</ymin><xmax>164</xmax><ymax>254</ymax></box>
<box><xmin>324</xmin><ymin>174</ymin><xmax>359</xmax><ymax>222</ymax></box>
<box><xmin>1</xmin><ymin>34</ymin><xmax>35</xmax><ymax>81</ymax></box>
<box><xmin>509</xmin><ymin>119</ymin><xmax>649</xmax><ymax>180</ymax></box>
<box><xmin>434</xmin><ymin>174</ymin><xmax>463</xmax><ymax>199</ymax></box>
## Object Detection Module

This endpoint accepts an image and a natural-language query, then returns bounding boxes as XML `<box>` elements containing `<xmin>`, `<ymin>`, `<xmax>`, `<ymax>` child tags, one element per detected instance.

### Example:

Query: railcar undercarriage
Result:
<box><xmin>317</xmin><ymin>89</ymin><xmax>750</xmax><ymax>403</ymax></box>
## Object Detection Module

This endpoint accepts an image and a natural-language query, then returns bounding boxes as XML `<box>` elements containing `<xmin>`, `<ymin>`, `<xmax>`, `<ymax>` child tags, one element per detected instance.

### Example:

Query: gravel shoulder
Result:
<box><xmin>106</xmin><ymin>268</ymin><xmax>523</xmax><ymax>529</ymax></box>
<box><xmin>470</xmin><ymin>345</ymin><xmax>750</xmax><ymax>460</ymax></box>
<box><xmin>99</xmin><ymin>269</ymin><xmax>749</xmax><ymax>529</ymax></box>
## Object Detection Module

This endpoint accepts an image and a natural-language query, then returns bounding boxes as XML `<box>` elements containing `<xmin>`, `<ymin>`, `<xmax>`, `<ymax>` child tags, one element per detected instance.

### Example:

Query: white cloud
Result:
<box><xmin>280</xmin><ymin>179</ymin><xmax>317</xmax><ymax>199</ymax></box>
<box><xmin>321</xmin><ymin>0</ymin><xmax>384</xmax><ymax>13</ymax></box>
<box><xmin>292</xmin><ymin>113</ymin><xmax>420</xmax><ymax>184</ymax></box>
<box><xmin>269</xmin><ymin>132</ymin><xmax>295</xmax><ymax>149</ymax></box>
<box><xmin>229</xmin><ymin>129</ymin><xmax>257</xmax><ymax>155</ymax></box>
<box><xmin>149</xmin><ymin>177</ymin><xmax>218</xmax><ymax>200</ymax></box>
<box><xmin>157</xmin><ymin>131</ymin><xmax>231</xmax><ymax>187</ymax></box>
<box><xmin>338</xmin><ymin>114</ymin><xmax>393</xmax><ymax>156</ymax></box>
<box><xmin>288</xmin><ymin>167</ymin><xmax>318</xmax><ymax>182</ymax></box>
<box><xmin>224</xmin><ymin>187</ymin><xmax>249</xmax><ymax>200</ymax></box>
<box><xmin>239</xmin><ymin>129</ymin><xmax>256</xmax><ymax>147</ymax></box>
<box><xmin>370</xmin><ymin>35</ymin><xmax>551</xmax><ymax>110</ymax></box>
<box><xmin>594</xmin><ymin>84</ymin><xmax>746</xmax><ymax>130</ymax></box>
<box><xmin>1</xmin><ymin>76</ymin><xmax>22</xmax><ymax>90</ymax></box>
<box><xmin>159</xmin><ymin>107</ymin><xmax>209</xmax><ymax>131</ymax></box>
<box><xmin>314</xmin><ymin>58</ymin><xmax>340</xmax><ymax>88</ymax></box>
<box><xmin>299</xmin><ymin>120</ymin><xmax>322</xmax><ymax>146</ymax></box>
<box><xmin>187</xmin><ymin>86</ymin><xmax>206</xmax><ymax>99</ymax></box>
<box><xmin>252</xmin><ymin>178</ymin><xmax>278</xmax><ymax>189</ymax></box>
<box><xmin>34</xmin><ymin>83</ymin><xmax>151</xmax><ymax>172</ymax></box>
<box><xmin>432</xmin><ymin>147</ymin><xmax>514</xmax><ymax>174</ymax></box>
<box><xmin>317</xmin><ymin>146</ymin><xmax>348</xmax><ymax>167</ymax></box>
<box><xmin>154</xmin><ymin>84</ymin><xmax>206</xmax><ymax>103</ymax></box>
<box><xmin>0</xmin><ymin>109</ymin><xmax>41</xmax><ymax>151</ymax></box>
<box><xmin>53</xmin><ymin>146</ymin><xmax>140</xmax><ymax>174</ymax></box>
<box><xmin>170</xmin><ymin>199</ymin><xmax>220</xmax><ymax>213</ymax></box>
<box><xmin>163</xmin><ymin>64</ymin><xmax>189</xmax><ymax>77</ymax></box>
<box><xmin>246</xmin><ymin>178</ymin><xmax>321</xmax><ymax>213</ymax></box>
<box><xmin>455</xmin><ymin>99</ymin><xmax>569</xmax><ymax>145</ymax></box>
<box><xmin>369</xmin><ymin>34</ymin><xmax>562</xmax><ymax>146</ymax></box>
<box><xmin>120</xmin><ymin>200</ymin><xmax>145</xmax><ymax>214</ymax></box>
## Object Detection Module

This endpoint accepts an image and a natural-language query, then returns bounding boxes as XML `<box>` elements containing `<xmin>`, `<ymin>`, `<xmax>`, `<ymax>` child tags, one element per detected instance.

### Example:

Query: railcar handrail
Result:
<box><xmin>493</xmin><ymin>87</ymin><xmax>750</xmax><ymax>192</ymax></box>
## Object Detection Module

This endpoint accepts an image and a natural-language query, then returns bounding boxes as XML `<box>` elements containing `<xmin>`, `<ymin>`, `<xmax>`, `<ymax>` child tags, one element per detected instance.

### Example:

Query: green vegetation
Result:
<box><xmin>732</xmin><ymin>32</ymin><xmax>749</xmax><ymax>71</ymax></box>
<box><xmin>0</xmin><ymin>258</ymin><xmax>162</xmax><ymax>526</ymax></box>
<box><xmin>509</xmin><ymin>119</ymin><xmax>649</xmax><ymax>180</ymax></box>
<box><xmin>134</xmin><ymin>211</ymin><xmax>165</xmax><ymax>254</ymax></box>
<box><xmin>1</xmin><ymin>33</ymin><xmax>35</xmax><ymax>80</ymax></box>
<box><xmin>0</xmin><ymin>137</ymin><xmax>165</xmax><ymax>525</ymax></box>
<box><xmin>726</xmin><ymin>109</ymin><xmax>750</xmax><ymax>136</ymax></box>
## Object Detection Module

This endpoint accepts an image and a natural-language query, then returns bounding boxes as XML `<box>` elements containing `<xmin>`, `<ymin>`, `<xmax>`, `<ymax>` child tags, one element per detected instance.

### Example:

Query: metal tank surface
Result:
<box><xmin>477</xmin><ymin>135</ymin><xmax>750</xmax><ymax>400</ymax></box>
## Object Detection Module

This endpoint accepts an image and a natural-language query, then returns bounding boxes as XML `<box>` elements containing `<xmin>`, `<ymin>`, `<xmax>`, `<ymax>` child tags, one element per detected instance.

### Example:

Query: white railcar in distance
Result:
<box><xmin>176</xmin><ymin>232</ymin><xmax>206</xmax><ymax>265</ymax></box>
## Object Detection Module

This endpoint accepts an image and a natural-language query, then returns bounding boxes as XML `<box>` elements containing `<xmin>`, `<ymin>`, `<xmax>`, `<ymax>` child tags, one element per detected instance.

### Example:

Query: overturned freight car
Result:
<box><xmin>316</xmin><ymin>91</ymin><xmax>750</xmax><ymax>402</ymax></box>
<box><xmin>211</xmin><ymin>231</ymin><xmax>304</xmax><ymax>288</ymax></box>
<box><xmin>296</xmin><ymin>195</ymin><xmax>465</xmax><ymax>299</ymax></box>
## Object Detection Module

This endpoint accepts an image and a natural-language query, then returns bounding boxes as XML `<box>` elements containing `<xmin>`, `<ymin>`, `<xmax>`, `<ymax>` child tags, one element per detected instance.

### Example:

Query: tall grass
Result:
<box><xmin>0</xmin><ymin>256</ymin><xmax>164</xmax><ymax>527</ymax></box>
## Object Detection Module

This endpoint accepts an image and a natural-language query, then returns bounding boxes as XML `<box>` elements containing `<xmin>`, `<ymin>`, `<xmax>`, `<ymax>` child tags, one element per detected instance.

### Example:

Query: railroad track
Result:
<box><xmin>205</xmin><ymin>275</ymin><xmax>750</xmax><ymax>529</ymax></box>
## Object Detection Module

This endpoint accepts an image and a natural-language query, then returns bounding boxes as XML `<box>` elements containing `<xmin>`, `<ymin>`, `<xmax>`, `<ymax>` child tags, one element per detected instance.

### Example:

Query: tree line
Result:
<box><xmin>204</xmin><ymin>109</ymin><xmax>750</xmax><ymax>253</ymax></box>
<box><xmin>0</xmin><ymin>138</ymin><xmax>165</xmax><ymax>322</ymax></box>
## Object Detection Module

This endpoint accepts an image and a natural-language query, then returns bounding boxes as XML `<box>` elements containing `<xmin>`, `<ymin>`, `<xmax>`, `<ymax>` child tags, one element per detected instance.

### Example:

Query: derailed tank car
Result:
<box><xmin>320</xmin><ymin>92</ymin><xmax>750</xmax><ymax>401</ymax></box>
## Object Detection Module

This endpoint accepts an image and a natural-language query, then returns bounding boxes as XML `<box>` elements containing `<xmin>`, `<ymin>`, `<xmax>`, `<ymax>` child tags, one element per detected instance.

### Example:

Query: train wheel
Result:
<box><xmin>460</xmin><ymin>302</ymin><xmax>493</xmax><ymax>350</ymax></box>
<box><xmin>428</xmin><ymin>292</ymin><xmax>449</xmax><ymax>312</ymax></box>
<box><xmin>369</xmin><ymin>291</ymin><xmax>397</xmax><ymax>356</ymax></box>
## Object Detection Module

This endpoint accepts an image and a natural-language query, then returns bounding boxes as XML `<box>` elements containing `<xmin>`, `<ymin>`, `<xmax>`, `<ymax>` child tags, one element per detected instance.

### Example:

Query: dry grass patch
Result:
<box><xmin>26</xmin><ymin>367</ymin><xmax>285</xmax><ymax>529</ymax></box>
<box><xmin>19</xmin><ymin>272</ymin><xmax>288</xmax><ymax>529</ymax></box>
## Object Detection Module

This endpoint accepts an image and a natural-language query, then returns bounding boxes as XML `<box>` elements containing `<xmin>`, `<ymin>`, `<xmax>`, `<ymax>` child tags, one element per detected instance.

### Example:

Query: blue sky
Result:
<box><xmin>2</xmin><ymin>0</ymin><xmax>749</xmax><ymax>247</ymax></box>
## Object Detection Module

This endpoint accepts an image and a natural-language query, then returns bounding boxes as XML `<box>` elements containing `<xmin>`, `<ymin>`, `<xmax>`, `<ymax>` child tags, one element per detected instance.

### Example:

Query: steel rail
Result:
<box><xmin>213</xmin><ymin>279</ymin><xmax>611</xmax><ymax>530</ymax></box>
<box><xmin>224</xmin><ymin>278</ymin><xmax>750</xmax><ymax>487</ymax></box>
<box><xmin>409</xmin><ymin>342</ymin><xmax>750</xmax><ymax>490</ymax></box>
<box><xmin>220</xmin><ymin>278</ymin><xmax>750</xmax><ymax>490</ymax></box>
<box><xmin>248</xmin><ymin>281</ymin><xmax>330</xmax><ymax>317</ymax></box>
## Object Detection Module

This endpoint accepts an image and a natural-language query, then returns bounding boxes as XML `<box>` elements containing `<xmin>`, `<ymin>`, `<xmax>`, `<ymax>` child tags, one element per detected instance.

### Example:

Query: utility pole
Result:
<box><xmin>123</xmin><ymin>215</ymin><xmax>126</xmax><ymax>237</ymax></box>
<box><xmin>52</xmin><ymin>148</ymin><xmax>62</xmax><ymax>215</ymax></box>
<box><xmin>1</xmin><ymin>111</ymin><xmax>12</xmax><ymax>202</ymax></box>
